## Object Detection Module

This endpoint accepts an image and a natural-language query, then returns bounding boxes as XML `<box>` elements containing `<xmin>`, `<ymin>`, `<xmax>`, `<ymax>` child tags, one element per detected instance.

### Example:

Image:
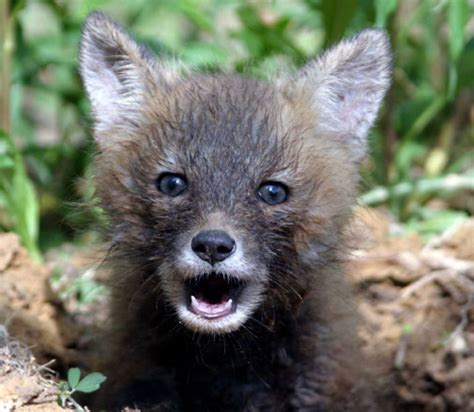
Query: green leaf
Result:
<box><xmin>457</xmin><ymin>37</ymin><xmax>474</xmax><ymax>90</ymax></box>
<box><xmin>72</xmin><ymin>277</ymin><xmax>108</xmax><ymax>305</ymax></box>
<box><xmin>11</xmin><ymin>0</ymin><xmax>27</xmax><ymax>16</ymax></box>
<box><xmin>178</xmin><ymin>0</ymin><xmax>213</xmax><ymax>32</ymax></box>
<box><xmin>75</xmin><ymin>372</ymin><xmax>107</xmax><ymax>393</ymax></box>
<box><xmin>181</xmin><ymin>42</ymin><xmax>228</xmax><ymax>68</ymax></box>
<box><xmin>0</xmin><ymin>156</ymin><xmax>14</xmax><ymax>169</ymax></box>
<box><xmin>320</xmin><ymin>0</ymin><xmax>358</xmax><ymax>46</ymax></box>
<box><xmin>405</xmin><ymin>209</ymin><xmax>468</xmax><ymax>240</ymax></box>
<box><xmin>374</xmin><ymin>0</ymin><xmax>398</xmax><ymax>27</ymax></box>
<box><xmin>67</xmin><ymin>368</ymin><xmax>81</xmax><ymax>389</ymax></box>
<box><xmin>75</xmin><ymin>0</ymin><xmax>111</xmax><ymax>20</ymax></box>
<box><xmin>0</xmin><ymin>130</ymin><xmax>40</xmax><ymax>260</ymax></box>
<box><xmin>447</xmin><ymin>0</ymin><xmax>468</xmax><ymax>61</ymax></box>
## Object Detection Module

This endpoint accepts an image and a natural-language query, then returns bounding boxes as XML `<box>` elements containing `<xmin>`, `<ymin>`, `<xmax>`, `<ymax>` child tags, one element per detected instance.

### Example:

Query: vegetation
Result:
<box><xmin>0</xmin><ymin>0</ymin><xmax>472</xmax><ymax>256</ymax></box>
<box><xmin>58</xmin><ymin>367</ymin><xmax>106</xmax><ymax>411</ymax></box>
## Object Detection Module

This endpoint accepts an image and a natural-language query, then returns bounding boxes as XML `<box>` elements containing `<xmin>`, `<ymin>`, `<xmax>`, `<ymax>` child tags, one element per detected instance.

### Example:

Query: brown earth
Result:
<box><xmin>0</xmin><ymin>234</ymin><xmax>75</xmax><ymax>411</ymax></box>
<box><xmin>351</xmin><ymin>209</ymin><xmax>474</xmax><ymax>411</ymax></box>
<box><xmin>0</xmin><ymin>209</ymin><xmax>473</xmax><ymax>411</ymax></box>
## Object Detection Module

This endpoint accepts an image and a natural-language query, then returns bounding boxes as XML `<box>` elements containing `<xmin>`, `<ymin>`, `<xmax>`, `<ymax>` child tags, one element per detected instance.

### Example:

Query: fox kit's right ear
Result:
<box><xmin>79</xmin><ymin>12</ymin><xmax>177</xmax><ymax>136</ymax></box>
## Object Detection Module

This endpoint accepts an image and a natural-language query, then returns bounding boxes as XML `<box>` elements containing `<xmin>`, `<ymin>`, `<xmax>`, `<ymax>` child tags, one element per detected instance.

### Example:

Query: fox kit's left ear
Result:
<box><xmin>293</xmin><ymin>29</ymin><xmax>392</xmax><ymax>162</ymax></box>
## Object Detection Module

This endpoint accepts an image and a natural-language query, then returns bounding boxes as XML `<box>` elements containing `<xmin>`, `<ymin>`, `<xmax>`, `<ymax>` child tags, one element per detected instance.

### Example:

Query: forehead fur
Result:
<box><xmin>151</xmin><ymin>74</ymin><xmax>306</xmax><ymax>173</ymax></box>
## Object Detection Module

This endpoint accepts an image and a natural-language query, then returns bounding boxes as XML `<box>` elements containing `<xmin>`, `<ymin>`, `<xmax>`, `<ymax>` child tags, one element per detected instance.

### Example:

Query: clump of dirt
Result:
<box><xmin>0</xmin><ymin>233</ymin><xmax>77</xmax><ymax>411</ymax></box>
<box><xmin>0</xmin><ymin>326</ymin><xmax>63</xmax><ymax>412</ymax></box>
<box><xmin>0</xmin><ymin>233</ymin><xmax>79</xmax><ymax>367</ymax></box>
<box><xmin>351</xmin><ymin>209</ymin><xmax>474</xmax><ymax>411</ymax></box>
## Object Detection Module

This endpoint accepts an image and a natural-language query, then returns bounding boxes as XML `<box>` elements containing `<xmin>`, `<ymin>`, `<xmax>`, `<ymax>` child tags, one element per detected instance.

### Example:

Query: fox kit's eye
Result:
<box><xmin>257</xmin><ymin>182</ymin><xmax>288</xmax><ymax>205</ymax></box>
<box><xmin>156</xmin><ymin>173</ymin><xmax>187</xmax><ymax>197</ymax></box>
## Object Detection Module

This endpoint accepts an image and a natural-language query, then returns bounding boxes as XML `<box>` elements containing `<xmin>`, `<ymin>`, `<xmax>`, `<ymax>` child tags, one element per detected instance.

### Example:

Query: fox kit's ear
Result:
<box><xmin>79</xmin><ymin>12</ymin><xmax>176</xmax><ymax>134</ymax></box>
<box><xmin>294</xmin><ymin>29</ymin><xmax>392</xmax><ymax>162</ymax></box>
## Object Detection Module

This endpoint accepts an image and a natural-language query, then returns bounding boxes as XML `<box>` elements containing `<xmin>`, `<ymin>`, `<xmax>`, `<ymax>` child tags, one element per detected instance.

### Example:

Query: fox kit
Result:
<box><xmin>79</xmin><ymin>11</ymin><xmax>391</xmax><ymax>412</ymax></box>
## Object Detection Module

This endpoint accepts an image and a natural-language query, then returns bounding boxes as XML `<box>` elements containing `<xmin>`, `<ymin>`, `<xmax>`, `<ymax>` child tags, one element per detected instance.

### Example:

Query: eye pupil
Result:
<box><xmin>257</xmin><ymin>182</ymin><xmax>288</xmax><ymax>205</ymax></box>
<box><xmin>167</xmin><ymin>177</ymin><xmax>179</xmax><ymax>190</ymax></box>
<box><xmin>156</xmin><ymin>173</ymin><xmax>187</xmax><ymax>197</ymax></box>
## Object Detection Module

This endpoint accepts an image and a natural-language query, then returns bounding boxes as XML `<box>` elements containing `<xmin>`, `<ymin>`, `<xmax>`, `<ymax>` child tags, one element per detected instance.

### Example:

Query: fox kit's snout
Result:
<box><xmin>80</xmin><ymin>11</ymin><xmax>391</xmax><ymax>411</ymax></box>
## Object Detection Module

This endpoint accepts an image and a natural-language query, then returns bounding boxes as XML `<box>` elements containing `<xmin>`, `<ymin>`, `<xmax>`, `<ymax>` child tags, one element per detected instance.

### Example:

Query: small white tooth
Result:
<box><xmin>224</xmin><ymin>299</ymin><xmax>233</xmax><ymax>309</ymax></box>
<box><xmin>191</xmin><ymin>295</ymin><xmax>198</xmax><ymax>306</ymax></box>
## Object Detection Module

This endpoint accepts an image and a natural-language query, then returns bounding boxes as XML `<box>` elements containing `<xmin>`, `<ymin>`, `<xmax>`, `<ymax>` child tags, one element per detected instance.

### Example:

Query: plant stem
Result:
<box><xmin>402</xmin><ymin>96</ymin><xmax>445</xmax><ymax>142</ymax></box>
<box><xmin>360</xmin><ymin>173</ymin><xmax>474</xmax><ymax>206</ymax></box>
<box><xmin>67</xmin><ymin>395</ymin><xmax>85</xmax><ymax>412</ymax></box>
<box><xmin>0</xmin><ymin>0</ymin><xmax>12</xmax><ymax>133</ymax></box>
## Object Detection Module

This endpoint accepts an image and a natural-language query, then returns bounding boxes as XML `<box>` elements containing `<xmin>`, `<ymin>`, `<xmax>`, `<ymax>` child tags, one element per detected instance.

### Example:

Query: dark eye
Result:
<box><xmin>156</xmin><ymin>173</ymin><xmax>187</xmax><ymax>197</ymax></box>
<box><xmin>257</xmin><ymin>182</ymin><xmax>288</xmax><ymax>205</ymax></box>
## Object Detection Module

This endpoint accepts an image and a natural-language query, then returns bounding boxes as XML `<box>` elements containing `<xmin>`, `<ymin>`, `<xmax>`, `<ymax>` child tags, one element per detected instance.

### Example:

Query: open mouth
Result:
<box><xmin>185</xmin><ymin>272</ymin><xmax>246</xmax><ymax>320</ymax></box>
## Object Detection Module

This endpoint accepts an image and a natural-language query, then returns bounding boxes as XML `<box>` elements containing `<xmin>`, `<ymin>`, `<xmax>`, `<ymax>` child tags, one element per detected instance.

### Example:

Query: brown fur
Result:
<box><xmin>79</xmin><ymin>12</ymin><xmax>391</xmax><ymax>411</ymax></box>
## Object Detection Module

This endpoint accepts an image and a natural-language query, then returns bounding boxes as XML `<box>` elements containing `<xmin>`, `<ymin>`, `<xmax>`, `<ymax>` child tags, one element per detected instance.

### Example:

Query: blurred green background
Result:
<box><xmin>0</xmin><ymin>0</ymin><xmax>473</xmax><ymax>260</ymax></box>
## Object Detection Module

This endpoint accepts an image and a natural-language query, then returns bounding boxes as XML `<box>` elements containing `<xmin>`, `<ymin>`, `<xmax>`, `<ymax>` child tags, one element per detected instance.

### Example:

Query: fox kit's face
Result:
<box><xmin>80</xmin><ymin>13</ymin><xmax>391</xmax><ymax>334</ymax></box>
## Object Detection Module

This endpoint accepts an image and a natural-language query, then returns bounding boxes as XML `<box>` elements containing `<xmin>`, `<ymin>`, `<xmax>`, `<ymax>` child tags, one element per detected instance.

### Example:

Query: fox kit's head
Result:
<box><xmin>79</xmin><ymin>12</ymin><xmax>391</xmax><ymax>335</ymax></box>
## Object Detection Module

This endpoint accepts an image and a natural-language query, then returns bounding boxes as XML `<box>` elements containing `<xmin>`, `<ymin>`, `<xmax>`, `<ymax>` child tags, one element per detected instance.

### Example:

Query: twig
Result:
<box><xmin>444</xmin><ymin>292</ymin><xmax>474</xmax><ymax>351</ymax></box>
<box><xmin>424</xmin><ymin>218</ymin><xmax>470</xmax><ymax>249</ymax></box>
<box><xmin>419</xmin><ymin>249</ymin><xmax>474</xmax><ymax>273</ymax></box>
<box><xmin>394</xmin><ymin>331</ymin><xmax>410</xmax><ymax>369</ymax></box>
<box><xmin>399</xmin><ymin>269</ymin><xmax>474</xmax><ymax>300</ymax></box>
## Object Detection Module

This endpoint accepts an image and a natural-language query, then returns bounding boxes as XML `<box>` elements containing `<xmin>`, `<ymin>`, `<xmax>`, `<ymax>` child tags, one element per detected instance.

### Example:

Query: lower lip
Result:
<box><xmin>189</xmin><ymin>295</ymin><xmax>234</xmax><ymax>319</ymax></box>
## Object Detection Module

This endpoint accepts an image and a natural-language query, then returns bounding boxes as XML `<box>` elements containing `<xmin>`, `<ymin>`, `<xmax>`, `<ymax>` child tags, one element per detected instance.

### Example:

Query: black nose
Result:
<box><xmin>191</xmin><ymin>230</ymin><xmax>236</xmax><ymax>264</ymax></box>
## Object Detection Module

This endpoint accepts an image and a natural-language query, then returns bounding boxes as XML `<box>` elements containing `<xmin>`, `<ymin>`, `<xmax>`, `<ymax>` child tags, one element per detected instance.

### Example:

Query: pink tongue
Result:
<box><xmin>190</xmin><ymin>295</ymin><xmax>233</xmax><ymax>319</ymax></box>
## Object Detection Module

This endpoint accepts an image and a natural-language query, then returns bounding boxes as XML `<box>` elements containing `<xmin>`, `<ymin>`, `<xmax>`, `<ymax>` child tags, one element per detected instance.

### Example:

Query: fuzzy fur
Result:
<box><xmin>79</xmin><ymin>11</ymin><xmax>391</xmax><ymax>411</ymax></box>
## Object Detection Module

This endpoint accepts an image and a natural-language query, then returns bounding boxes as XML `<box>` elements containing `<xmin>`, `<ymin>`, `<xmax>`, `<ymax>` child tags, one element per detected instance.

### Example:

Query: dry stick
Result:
<box><xmin>419</xmin><ymin>248</ymin><xmax>474</xmax><ymax>273</ymax></box>
<box><xmin>394</xmin><ymin>270</ymin><xmax>474</xmax><ymax>368</ymax></box>
<box><xmin>394</xmin><ymin>331</ymin><xmax>410</xmax><ymax>369</ymax></box>
<box><xmin>444</xmin><ymin>292</ymin><xmax>474</xmax><ymax>350</ymax></box>
<box><xmin>399</xmin><ymin>268</ymin><xmax>474</xmax><ymax>301</ymax></box>
<box><xmin>399</xmin><ymin>245</ymin><xmax>474</xmax><ymax>301</ymax></box>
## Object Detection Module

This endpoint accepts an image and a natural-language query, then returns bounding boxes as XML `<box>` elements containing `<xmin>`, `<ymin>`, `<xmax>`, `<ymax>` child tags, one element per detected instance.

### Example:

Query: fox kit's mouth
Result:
<box><xmin>185</xmin><ymin>273</ymin><xmax>245</xmax><ymax>319</ymax></box>
<box><xmin>174</xmin><ymin>269</ymin><xmax>263</xmax><ymax>334</ymax></box>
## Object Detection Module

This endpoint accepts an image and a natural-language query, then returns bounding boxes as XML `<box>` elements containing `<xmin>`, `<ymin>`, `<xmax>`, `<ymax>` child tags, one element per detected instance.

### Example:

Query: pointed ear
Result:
<box><xmin>293</xmin><ymin>29</ymin><xmax>392</xmax><ymax>162</ymax></box>
<box><xmin>79</xmin><ymin>12</ymin><xmax>175</xmax><ymax>135</ymax></box>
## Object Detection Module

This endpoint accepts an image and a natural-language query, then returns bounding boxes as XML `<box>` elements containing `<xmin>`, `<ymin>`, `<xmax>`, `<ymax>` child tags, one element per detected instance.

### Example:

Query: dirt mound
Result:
<box><xmin>0</xmin><ymin>233</ymin><xmax>78</xmax><ymax>367</ymax></box>
<box><xmin>351</xmin><ymin>209</ymin><xmax>474</xmax><ymax>411</ymax></box>
<box><xmin>0</xmin><ymin>233</ymin><xmax>77</xmax><ymax>411</ymax></box>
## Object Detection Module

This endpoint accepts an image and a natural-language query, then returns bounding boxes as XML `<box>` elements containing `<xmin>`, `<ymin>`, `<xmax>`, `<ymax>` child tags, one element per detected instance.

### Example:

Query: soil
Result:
<box><xmin>0</xmin><ymin>208</ymin><xmax>473</xmax><ymax>411</ymax></box>
<box><xmin>0</xmin><ymin>234</ymin><xmax>74</xmax><ymax>411</ymax></box>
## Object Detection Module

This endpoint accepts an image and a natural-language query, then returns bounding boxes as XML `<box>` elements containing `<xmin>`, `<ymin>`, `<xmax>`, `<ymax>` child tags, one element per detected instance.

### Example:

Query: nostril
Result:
<box><xmin>193</xmin><ymin>243</ymin><xmax>207</xmax><ymax>254</ymax></box>
<box><xmin>217</xmin><ymin>245</ymin><xmax>232</xmax><ymax>254</ymax></box>
<box><xmin>191</xmin><ymin>230</ymin><xmax>236</xmax><ymax>264</ymax></box>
